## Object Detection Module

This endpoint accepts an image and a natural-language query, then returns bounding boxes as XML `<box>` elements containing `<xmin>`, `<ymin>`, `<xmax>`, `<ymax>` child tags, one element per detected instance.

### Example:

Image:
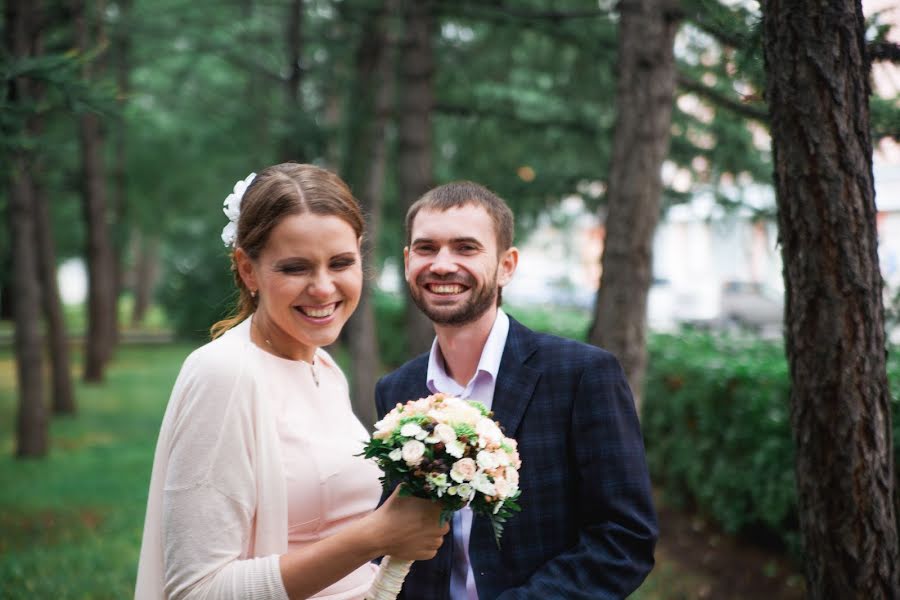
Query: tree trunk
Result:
<box><xmin>27</xmin><ymin>6</ymin><xmax>75</xmax><ymax>416</ymax></box>
<box><xmin>76</xmin><ymin>0</ymin><xmax>116</xmax><ymax>381</ymax></box>
<box><xmin>588</xmin><ymin>0</ymin><xmax>680</xmax><ymax>411</ymax></box>
<box><xmin>130</xmin><ymin>232</ymin><xmax>159</xmax><ymax>327</ymax></box>
<box><xmin>398</xmin><ymin>0</ymin><xmax>436</xmax><ymax>357</ymax></box>
<box><xmin>7</xmin><ymin>0</ymin><xmax>48</xmax><ymax>457</ymax></box>
<box><xmin>34</xmin><ymin>179</ymin><xmax>76</xmax><ymax>416</ymax></box>
<box><xmin>342</xmin><ymin>2</ymin><xmax>397</xmax><ymax>429</ymax></box>
<box><xmin>761</xmin><ymin>0</ymin><xmax>899</xmax><ymax>596</ymax></box>
<box><xmin>280</xmin><ymin>0</ymin><xmax>304</xmax><ymax>161</ymax></box>
<box><xmin>111</xmin><ymin>0</ymin><xmax>131</xmax><ymax>343</ymax></box>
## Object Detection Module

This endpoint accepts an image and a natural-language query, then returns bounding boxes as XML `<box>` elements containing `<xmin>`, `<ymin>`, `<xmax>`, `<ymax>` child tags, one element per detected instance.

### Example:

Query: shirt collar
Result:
<box><xmin>426</xmin><ymin>308</ymin><xmax>510</xmax><ymax>395</ymax></box>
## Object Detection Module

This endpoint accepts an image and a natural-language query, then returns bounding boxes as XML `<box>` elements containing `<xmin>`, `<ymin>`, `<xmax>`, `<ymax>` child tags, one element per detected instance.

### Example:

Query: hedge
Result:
<box><xmin>643</xmin><ymin>331</ymin><xmax>900</xmax><ymax>559</ymax></box>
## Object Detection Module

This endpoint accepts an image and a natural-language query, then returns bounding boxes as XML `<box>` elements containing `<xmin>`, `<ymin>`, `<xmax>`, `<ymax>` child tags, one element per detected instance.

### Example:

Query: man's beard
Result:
<box><xmin>409</xmin><ymin>272</ymin><xmax>498</xmax><ymax>327</ymax></box>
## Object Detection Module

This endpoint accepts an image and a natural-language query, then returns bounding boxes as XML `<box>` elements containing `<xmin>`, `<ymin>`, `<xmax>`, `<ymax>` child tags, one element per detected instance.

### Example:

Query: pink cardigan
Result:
<box><xmin>136</xmin><ymin>319</ymin><xmax>353</xmax><ymax>599</ymax></box>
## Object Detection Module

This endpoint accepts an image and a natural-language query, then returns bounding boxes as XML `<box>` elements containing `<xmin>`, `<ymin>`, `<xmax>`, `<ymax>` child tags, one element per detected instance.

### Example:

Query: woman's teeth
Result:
<box><xmin>299</xmin><ymin>304</ymin><xmax>336</xmax><ymax>318</ymax></box>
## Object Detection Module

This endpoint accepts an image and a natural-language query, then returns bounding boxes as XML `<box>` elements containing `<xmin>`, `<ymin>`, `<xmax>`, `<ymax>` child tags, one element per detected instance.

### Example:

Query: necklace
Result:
<box><xmin>253</xmin><ymin>317</ymin><xmax>320</xmax><ymax>387</ymax></box>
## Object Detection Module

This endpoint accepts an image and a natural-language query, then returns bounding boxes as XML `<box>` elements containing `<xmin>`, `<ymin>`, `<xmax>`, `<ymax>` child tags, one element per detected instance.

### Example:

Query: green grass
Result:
<box><xmin>0</xmin><ymin>343</ymin><xmax>192</xmax><ymax>599</ymax></box>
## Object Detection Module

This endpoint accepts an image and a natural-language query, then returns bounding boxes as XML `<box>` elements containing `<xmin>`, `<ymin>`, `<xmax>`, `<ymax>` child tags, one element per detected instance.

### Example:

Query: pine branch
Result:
<box><xmin>676</xmin><ymin>71</ymin><xmax>769</xmax><ymax>123</ymax></box>
<box><xmin>869</xmin><ymin>41</ymin><xmax>900</xmax><ymax>63</ymax></box>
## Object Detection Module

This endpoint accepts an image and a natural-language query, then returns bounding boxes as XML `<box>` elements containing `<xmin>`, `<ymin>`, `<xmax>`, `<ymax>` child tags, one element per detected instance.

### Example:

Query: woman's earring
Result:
<box><xmin>251</xmin><ymin>289</ymin><xmax>257</xmax><ymax>299</ymax></box>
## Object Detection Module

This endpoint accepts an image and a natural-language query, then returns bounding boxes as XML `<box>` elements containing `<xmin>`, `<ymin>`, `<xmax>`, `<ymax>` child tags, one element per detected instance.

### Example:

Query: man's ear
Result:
<box><xmin>403</xmin><ymin>246</ymin><xmax>411</xmax><ymax>282</ymax></box>
<box><xmin>234</xmin><ymin>248</ymin><xmax>258</xmax><ymax>292</ymax></box>
<box><xmin>497</xmin><ymin>246</ymin><xmax>519</xmax><ymax>288</ymax></box>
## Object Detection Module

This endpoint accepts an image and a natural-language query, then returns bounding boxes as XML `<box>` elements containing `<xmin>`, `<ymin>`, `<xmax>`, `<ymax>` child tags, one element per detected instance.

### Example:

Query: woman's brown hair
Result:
<box><xmin>210</xmin><ymin>163</ymin><xmax>365</xmax><ymax>339</ymax></box>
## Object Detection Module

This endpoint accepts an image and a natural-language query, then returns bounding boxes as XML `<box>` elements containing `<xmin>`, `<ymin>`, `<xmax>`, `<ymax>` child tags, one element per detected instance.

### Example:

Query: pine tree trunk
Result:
<box><xmin>7</xmin><ymin>0</ymin><xmax>48</xmax><ymax>457</ymax></box>
<box><xmin>34</xmin><ymin>181</ymin><xmax>76</xmax><ymax>416</ymax></box>
<box><xmin>398</xmin><ymin>0</ymin><xmax>436</xmax><ymax>357</ymax></box>
<box><xmin>588</xmin><ymin>0</ymin><xmax>680</xmax><ymax>411</ymax></box>
<box><xmin>111</xmin><ymin>0</ymin><xmax>131</xmax><ymax>344</ymax></box>
<box><xmin>761</xmin><ymin>0</ymin><xmax>899</xmax><ymax>596</ymax></box>
<box><xmin>343</xmin><ymin>2</ymin><xmax>397</xmax><ymax>429</ymax></box>
<box><xmin>76</xmin><ymin>0</ymin><xmax>116</xmax><ymax>381</ymax></box>
<box><xmin>130</xmin><ymin>232</ymin><xmax>159</xmax><ymax>328</ymax></box>
<box><xmin>14</xmin><ymin>0</ymin><xmax>75</xmax><ymax>416</ymax></box>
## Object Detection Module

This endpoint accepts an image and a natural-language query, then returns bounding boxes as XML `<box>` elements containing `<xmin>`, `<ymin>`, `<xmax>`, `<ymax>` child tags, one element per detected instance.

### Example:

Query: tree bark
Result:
<box><xmin>7</xmin><ymin>0</ymin><xmax>48</xmax><ymax>457</ymax></box>
<box><xmin>398</xmin><ymin>0</ymin><xmax>437</xmax><ymax>357</ymax></box>
<box><xmin>588</xmin><ymin>0</ymin><xmax>680</xmax><ymax>411</ymax></box>
<box><xmin>111</xmin><ymin>0</ymin><xmax>131</xmax><ymax>343</ymax></box>
<box><xmin>34</xmin><ymin>178</ymin><xmax>76</xmax><ymax>416</ymax></box>
<box><xmin>342</xmin><ymin>2</ymin><xmax>398</xmax><ymax>429</ymax></box>
<box><xmin>75</xmin><ymin>0</ymin><xmax>117</xmax><ymax>381</ymax></box>
<box><xmin>761</xmin><ymin>0</ymin><xmax>899</xmax><ymax>596</ymax></box>
<box><xmin>130</xmin><ymin>232</ymin><xmax>159</xmax><ymax>328</ymax></box>
<box><xmin>281</xmin><ymin>0</ymin><xmax>304</xmax><ymax>161</ymax></box>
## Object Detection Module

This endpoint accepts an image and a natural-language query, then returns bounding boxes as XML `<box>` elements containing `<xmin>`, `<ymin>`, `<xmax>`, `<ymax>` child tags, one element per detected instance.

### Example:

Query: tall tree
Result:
<box><xmin>111</xmin><ymin>0</ymin><xmax>132</xmax><ymax>337</ymax></box>
<box><xmin>26</xmin><ymin>4</ymin><xmax>76</xmax><ymax>415</ymax></box>
<box><xmin>588</xmin><ymin>0</ymin><xmax>681</xmax><ymax>409</ymax></box>
<box><xmin>75</xmin><ymin>0</ymin><xmax>117</xmax><ymax>381</ymax></box>
<box><xmin>761</xmin><ymin>0</ymin><xmax>899</xmax><ymax>596</ymax></box>
<box><xmin>281</xmin><ymin>0</ymin><xmax>304</xmax><ymax>161</ymax></box>
<box><xmin>398</xmin><ymin>0</ymin><xmax>437</xmax><ymax>356</ymax></box>
<box><xmin>342</xmin><ymin>0</ymin><xmax>398</xmax><ymax>428</ymax></box>
<box><xmin>6</xmin><ymin>0</ymin><xmax>49</xmax><ymax>457</ymax></box>
<box><xmin>35</xmin><ymin>177</ymin><xmax>76</xmax><ymax>415</ymax></box>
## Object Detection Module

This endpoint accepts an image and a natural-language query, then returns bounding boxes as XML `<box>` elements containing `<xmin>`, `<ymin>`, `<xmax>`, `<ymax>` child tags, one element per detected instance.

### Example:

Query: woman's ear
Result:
<box><xmin>234</xmin><ymin>248</ymin><xmax>258</xmax><ymax>293</ymax></box>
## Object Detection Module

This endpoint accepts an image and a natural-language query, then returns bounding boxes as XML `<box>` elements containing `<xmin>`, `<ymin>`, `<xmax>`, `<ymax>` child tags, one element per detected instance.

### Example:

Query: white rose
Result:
<box><xmin>476</xmin><ymin>450</ymin><xmax>499</xmax><ymax>470</ymax></box>
<box><xmin>445</xmin><ymin>440</ymin><xmax>465</xmax><ymax>458</ymax></box>
<box><xmin>495</xmin><ymin>451</ymin><xmax>511</xmax><ymax>467</ymax></box>
<box><xmin>471</xmin><ymin>473</ymin><xmax>496</xmax><ymax>497</ymax></box>
<box><xmin>401</xmin><ymin>440</ymin><xmax>426</xmax><ymax>466</ymax></box>
<box><xmin>388</xmin><ymin>448</ymin><xmax>403</xmax><ymax>462</ymax></box>
<box><xmin>505</xmin><ymin>467</ymin><xmax>519</xmax><ymax>487</ymax></box>
<box><xmin>476</xmin><ymin>419</ymin><xmax>503</xmax><ymax>447</ymax></box>
<box><xmin>400</xmin><ymin>423</ymin><xmax>425</xmax><ymax>439</ymax></box>
<box><xmin>434</xmin><ymin>423</ymin><xmax>457</xmax><ymax>444</ymax></box>
<box><xmin>450</xmin><ymin>457</ymin><xmax>477</xmax><ymax>483</ymax></box>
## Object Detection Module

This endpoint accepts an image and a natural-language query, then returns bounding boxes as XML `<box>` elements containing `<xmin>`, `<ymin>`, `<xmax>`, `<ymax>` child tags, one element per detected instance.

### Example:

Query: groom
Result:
<box><xmin>375</xmin><ymin>181</ymin><xmax>658</xmax><ymax>599</ymax></box>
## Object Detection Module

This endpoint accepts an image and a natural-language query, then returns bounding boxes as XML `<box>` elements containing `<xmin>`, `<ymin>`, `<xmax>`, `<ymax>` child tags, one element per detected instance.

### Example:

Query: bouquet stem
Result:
<box><xmin>365</xmin><ymin>555</ymin><xmax>413</xmax><ymax>600</ymax></box>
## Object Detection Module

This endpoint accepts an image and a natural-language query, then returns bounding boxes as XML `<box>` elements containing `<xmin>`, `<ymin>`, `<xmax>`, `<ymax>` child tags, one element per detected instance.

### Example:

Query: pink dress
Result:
<box><xmin>267</xmin><ymin>348</ymin><xmax>383</xmax><ymax>599</ymax></box>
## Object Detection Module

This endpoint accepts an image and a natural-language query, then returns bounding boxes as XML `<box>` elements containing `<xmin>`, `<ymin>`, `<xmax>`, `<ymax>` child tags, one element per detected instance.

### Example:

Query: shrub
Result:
<box><xmin>643</xmin><ymin>331</ymin><xmax>900</xmax><ymax>559</ymax></box>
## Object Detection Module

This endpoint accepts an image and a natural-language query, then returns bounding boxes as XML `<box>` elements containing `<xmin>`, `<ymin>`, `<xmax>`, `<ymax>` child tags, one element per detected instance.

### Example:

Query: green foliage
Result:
<box><xmin>643</xmin><ymin>331</ymin><xmax>900</xmax><ymax>560</ymax></box>
<box><xmin>0</xmin><ymin>344</ymin><xmax>194</xmax><ymax>599</ymax></box>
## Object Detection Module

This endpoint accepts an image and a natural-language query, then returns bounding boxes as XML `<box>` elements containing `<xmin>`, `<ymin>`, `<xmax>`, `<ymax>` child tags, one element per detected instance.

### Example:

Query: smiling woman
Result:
<box><xmin>134</xmin><ymin>163</ymin><xmax>449</xmax><ymax>600</ymax></box>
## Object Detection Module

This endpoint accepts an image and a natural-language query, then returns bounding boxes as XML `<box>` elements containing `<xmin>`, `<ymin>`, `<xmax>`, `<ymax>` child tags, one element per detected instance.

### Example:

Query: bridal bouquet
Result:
<box><xmin>362</xmin><ymin>393</ymin><xmax>522</xmax><ymax>600</ymax></box>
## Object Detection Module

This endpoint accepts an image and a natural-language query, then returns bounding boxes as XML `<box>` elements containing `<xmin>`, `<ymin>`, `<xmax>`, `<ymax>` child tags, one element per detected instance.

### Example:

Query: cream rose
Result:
<box><xmin>434</xmin><ymin>423</ymin><xmax>457</xmax><ymax>444</ymax></box>
<box><xmin>401</xmin><ymin>440</ymin><xmax>426</xmax><ymax>466</ymax></box>
<box><xmin>450</xmin><ymin>458</ymin><xmax>478</xmax><ymax>482</ymax></box>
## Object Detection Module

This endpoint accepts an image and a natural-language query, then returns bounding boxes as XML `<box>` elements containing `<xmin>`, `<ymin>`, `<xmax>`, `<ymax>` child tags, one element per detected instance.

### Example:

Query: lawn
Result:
<box><xmin>0</xmin><ymin>339</ymin><xmax>697</xmax><ymax>599</ymax></box>
<box><xmin>0</xmin><ymin>344</ymin><xmax>193</xmax><ymax>599</ymax></box>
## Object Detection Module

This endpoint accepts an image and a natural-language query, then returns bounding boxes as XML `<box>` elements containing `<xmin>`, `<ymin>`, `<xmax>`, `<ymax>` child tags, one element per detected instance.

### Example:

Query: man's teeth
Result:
<box><xmin>431</xmin><ymin>284</ymin><xmax>464</xmax><ymax>294</ymax></box>
<box><xmin>300</xmin><ymin>305</ymin><xmax>336</xmax><ymax>318</ymax></box>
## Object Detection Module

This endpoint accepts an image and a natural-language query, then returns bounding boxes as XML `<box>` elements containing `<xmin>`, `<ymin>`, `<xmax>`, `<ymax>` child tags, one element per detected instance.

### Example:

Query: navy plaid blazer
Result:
<box><xmin>374</xmin><ymin>317</ymin><xmax>658</xmax><ymax>599</ymax></box>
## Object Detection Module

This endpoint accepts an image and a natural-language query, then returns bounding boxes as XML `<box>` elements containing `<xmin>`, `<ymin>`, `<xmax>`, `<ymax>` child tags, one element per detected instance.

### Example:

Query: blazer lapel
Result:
<box><xmin>489</xmin><ymin>317</ymin><xmax>540</xmax><ymax>439</ymax></box>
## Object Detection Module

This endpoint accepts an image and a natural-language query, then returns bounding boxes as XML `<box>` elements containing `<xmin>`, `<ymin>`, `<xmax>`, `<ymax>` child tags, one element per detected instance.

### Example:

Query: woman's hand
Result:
<box><xmin>368</xmin><ymin>487</ymin><xmax>449</xmax><ymax>560</ymax></box>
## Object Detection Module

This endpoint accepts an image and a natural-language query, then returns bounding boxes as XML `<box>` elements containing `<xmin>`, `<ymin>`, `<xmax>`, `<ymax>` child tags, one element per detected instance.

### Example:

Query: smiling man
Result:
<box><xmin>374</xmin><ymin>181</ymin><xmax>658</xmax><ymax>599</ymax></box>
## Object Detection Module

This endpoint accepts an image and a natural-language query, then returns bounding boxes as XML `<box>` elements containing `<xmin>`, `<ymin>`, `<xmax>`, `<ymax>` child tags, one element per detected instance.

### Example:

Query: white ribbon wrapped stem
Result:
<box><xmin>365</xmin><ymin>555</ymin><xmax>414</xmax><ymax>600</ymax></box>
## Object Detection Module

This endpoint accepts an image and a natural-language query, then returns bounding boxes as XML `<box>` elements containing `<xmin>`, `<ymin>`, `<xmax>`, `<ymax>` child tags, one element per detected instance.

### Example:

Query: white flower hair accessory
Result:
<box><xmin>221</xmin><ymin>172</ymin><xmax>257</xmax><ymax>247</ymax></box>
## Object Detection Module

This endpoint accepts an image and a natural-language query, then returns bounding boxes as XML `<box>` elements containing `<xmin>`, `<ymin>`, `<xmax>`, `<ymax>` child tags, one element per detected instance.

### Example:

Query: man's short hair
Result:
<box><xmin>405</xmin><ymin>181</ymin><xmax>515</xmax><ymax>252</ymax></box>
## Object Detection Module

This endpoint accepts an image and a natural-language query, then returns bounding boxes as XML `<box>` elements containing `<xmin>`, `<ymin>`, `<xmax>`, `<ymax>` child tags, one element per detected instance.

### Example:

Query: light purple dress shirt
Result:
<box><xmin>425</xmin><ymin>309</ymin><xmax>510</xmax><ymax>600</ymax></box>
